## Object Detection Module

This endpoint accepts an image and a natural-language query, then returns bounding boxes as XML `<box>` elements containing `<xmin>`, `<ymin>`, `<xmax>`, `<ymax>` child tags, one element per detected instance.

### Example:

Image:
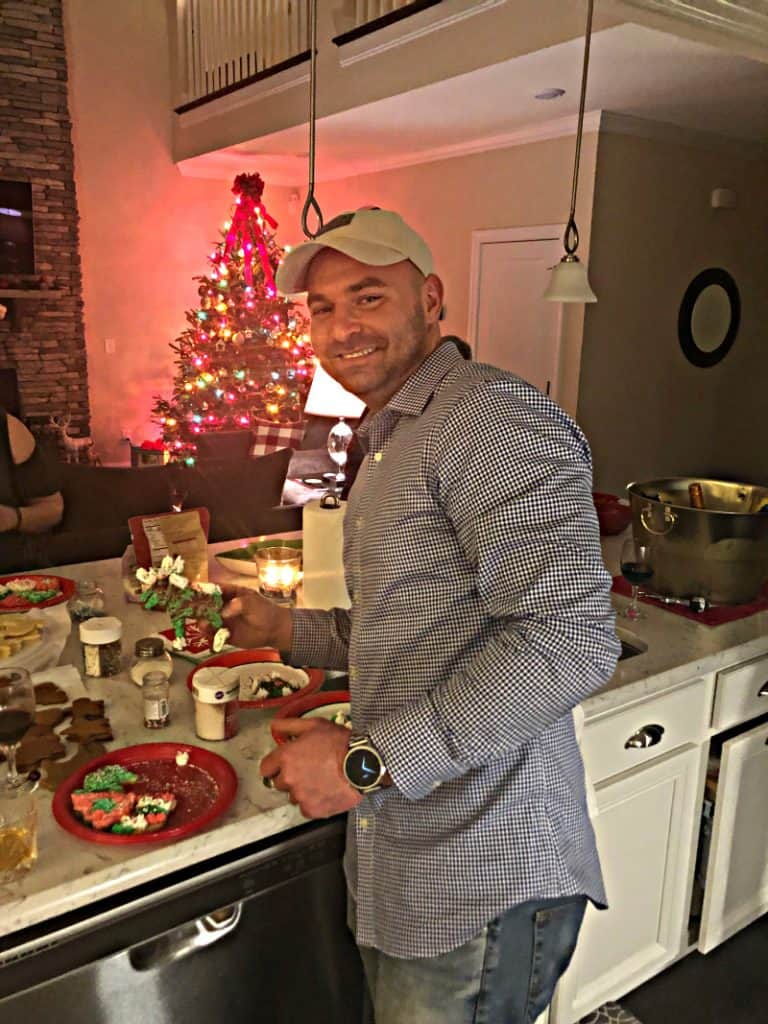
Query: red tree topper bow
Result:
<box><xmin>223</xmin><ymin>173</ymin><xmax>279</xmax><ymax>292</ymax></box>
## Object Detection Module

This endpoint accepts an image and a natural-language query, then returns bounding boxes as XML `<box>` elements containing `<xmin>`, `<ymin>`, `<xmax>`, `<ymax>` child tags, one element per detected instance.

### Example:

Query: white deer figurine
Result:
<box><xmin>49</xmin><ymin>414</ymin><xmax>100</xmax><ymax>464</ymax></box>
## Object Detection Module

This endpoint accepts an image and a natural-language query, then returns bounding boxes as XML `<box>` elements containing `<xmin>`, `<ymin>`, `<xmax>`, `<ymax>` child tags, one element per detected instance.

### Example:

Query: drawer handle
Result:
<box><xmin>624</xmin><ymin>724</ymin><xmax>665</xmax><ymax>749</ymax></box>
<box><xmin>758</xmin><ymin>682</ymin><xmax>768</xmax><ymax>697</ymax></box>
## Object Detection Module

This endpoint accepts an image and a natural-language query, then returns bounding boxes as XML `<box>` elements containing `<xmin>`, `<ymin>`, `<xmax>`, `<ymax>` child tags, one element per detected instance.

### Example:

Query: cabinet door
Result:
<box><xmin>699</xmin><ymin>718</ymin><xmax>768</xmax><ymax>953</ymax></box>
<box><xmin>551</xmin><ymin>746</ymin><xmax>703</xmax><ymax>1024</ymax></box>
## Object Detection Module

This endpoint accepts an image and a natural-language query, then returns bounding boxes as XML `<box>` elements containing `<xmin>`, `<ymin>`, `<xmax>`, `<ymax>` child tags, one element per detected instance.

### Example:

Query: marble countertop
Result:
<box><xmin>2</xmin><ymin>531</ymin><xmax>767</xmax><ymax>952</ymax></box>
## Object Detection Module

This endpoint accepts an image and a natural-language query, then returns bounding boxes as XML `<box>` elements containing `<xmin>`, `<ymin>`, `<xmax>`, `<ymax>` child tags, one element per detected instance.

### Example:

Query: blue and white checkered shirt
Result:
<box><xmin>291</xmin><ymin>340</ymin><xmax>619</xmax><ymax>958</ymax></box>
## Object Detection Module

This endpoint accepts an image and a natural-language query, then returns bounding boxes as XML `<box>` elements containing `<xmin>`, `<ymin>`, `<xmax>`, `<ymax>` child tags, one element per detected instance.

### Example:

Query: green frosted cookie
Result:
<box><xmin>82</xmin><ymin>765</ymin><xmax>139</xmax><ymax>792</ymax></box>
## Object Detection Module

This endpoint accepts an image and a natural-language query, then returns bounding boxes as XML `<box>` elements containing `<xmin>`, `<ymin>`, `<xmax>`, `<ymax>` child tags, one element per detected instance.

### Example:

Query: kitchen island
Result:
<box><xmin>1</xmin><ymin>534</ymin><xmax>767</xmax><ymax>1022</ymax></box>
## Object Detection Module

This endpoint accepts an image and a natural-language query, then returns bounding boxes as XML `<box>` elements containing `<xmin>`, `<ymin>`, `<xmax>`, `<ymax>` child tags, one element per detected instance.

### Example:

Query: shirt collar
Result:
<box><xmin>356</xmin><ymin>339</ymin><xmax>464</xmax><ymax>444</ymax></box>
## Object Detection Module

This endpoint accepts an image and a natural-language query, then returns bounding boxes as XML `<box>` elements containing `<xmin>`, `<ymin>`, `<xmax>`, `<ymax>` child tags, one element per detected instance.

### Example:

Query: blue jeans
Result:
<box><xmin>351</xmin><ymin>895</ymin><xmax>586</xmax><ymax>1024</ymax></box>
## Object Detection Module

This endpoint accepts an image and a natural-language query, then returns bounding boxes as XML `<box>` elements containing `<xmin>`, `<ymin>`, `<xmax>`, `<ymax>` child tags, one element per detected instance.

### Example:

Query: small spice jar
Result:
<box><xmin>142</xmin><ymin>670</ymin><xmax>170</xmax><ymax>729</ymax></box>
<box><xmin>79</xmin><ymin>616</ymin><xmax>123</xmax><ymax>678</ymax></box>
<box><xmin>67</xmin><ymin>579</ymin><xmax>106</xmax><ymax>623</ymax></box>
<box><xmin>192</xmin><ymin>672</ymin><xmax>239</xmax><ymax>741</ymax></box>
<box><xmin>130</xmin><ymin>637</ymin><xmax>173</xmax><ymax>687</ymax></box>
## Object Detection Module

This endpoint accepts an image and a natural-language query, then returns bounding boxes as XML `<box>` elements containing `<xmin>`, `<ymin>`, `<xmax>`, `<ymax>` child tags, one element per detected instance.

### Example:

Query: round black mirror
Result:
<box><xmin>678</xmin><ymin>268</ymin><xmax>740</xmax><ymax>368</ymax></box>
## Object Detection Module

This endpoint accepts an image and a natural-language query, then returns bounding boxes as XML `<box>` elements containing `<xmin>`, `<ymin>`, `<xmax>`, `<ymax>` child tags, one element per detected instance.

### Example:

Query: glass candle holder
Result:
<box><xmin>256</xmin><ymin>546</ymin><xmax>303</xmax><ymax>605</ymax></box>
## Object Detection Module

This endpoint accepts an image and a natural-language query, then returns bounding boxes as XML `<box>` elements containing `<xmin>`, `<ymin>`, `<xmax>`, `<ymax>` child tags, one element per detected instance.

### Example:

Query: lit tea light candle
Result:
<box><xmin>256</xmin><ymin>546</ymin><xmax>302</xmax><ymax>604</ymax></box>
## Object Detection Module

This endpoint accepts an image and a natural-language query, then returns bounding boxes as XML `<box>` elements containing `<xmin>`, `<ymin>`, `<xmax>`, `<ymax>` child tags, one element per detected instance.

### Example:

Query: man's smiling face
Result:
<box><xmin>305</xmin><ymin>249</ymin><xmax>444</xmax><ymax>413</ymax></box>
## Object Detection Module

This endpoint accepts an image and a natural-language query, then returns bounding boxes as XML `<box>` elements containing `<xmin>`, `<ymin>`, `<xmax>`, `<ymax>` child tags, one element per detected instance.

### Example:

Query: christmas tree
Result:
<box><xmin>152</xmin><ymin>173</ymin><xmax>313</xmax><ymax>464</ymax></box>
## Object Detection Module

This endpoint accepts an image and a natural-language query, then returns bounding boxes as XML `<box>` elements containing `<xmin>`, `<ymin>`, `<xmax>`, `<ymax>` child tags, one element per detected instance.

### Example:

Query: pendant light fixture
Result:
<box><xmin>543</xmin><ymin>0</ymin><xmax>597</xmax><ymax>304</ymax></box>
<box><xmin>301</xmin><ymin>0</ymin><xmax>324</xmax><ymax>239</ymax></box>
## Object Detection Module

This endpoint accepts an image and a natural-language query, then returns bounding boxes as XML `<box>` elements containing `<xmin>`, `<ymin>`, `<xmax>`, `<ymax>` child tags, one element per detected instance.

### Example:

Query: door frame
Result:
<box><xmin>467</xmin><ymin>224</ymin><xmax>566</xmax><ymax>400</ymax></box>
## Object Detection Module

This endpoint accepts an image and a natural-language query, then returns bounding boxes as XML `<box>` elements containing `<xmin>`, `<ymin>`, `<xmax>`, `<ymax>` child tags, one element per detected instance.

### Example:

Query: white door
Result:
<box><xmin>551</xmin><ymin>746</ymin><xmax>702</xmax><ymax>1024</ymax></box>
<box><xmin>467</xmin><ymin>226</ymin><xmax>565</xmax><ymax>399</ymax></box>
<box><xmin>699</xmin><ymin>718</ymin><xmax>768</xmax><ymax>953</ymax></box>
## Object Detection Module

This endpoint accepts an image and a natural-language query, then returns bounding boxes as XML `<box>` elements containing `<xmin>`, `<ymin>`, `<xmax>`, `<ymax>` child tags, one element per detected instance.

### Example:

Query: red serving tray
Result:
<box><xmin>0</xmin><ymin>573</ymin><xmax>75</xmax><ymax>612</ymax></box>
<box><xmin>187</xmin><ymin>648</ymin><xmax>324</xmax><ymax>709</ymax></box>
<box><xmin>271</xmin><ymin>690</ymin><xmax>351</xmax><ymax>745</ymax></box>
<box><xmin>52</xmin><ymin>742</ymin><xmax>238</xmax><ymax>845</ymax></box>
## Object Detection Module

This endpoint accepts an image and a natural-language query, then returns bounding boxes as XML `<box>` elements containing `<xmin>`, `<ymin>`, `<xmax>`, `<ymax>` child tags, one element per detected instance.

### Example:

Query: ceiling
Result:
<box><xmin>181</xmin><ymin>21</ymin><xmax>768</xmax><ymax>186</ymax></box>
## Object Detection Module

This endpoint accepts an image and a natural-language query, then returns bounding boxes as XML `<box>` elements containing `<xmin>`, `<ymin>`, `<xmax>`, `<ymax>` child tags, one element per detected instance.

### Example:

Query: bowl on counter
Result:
<box><xmin>593</xmin><ymin>492</ymin><xmax>632</xmax><ymax>535</ymax></box>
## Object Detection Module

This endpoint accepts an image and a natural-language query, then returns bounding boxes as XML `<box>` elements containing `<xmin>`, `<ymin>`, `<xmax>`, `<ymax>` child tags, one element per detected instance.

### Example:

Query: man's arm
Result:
<box><xmin>366</xmin><ymin>381</ymin><xmax>620</xmax><ymax>801</ymax></box>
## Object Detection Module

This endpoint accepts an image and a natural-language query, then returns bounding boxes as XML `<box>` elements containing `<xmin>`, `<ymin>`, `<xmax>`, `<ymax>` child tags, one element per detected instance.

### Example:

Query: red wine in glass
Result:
<box><xmin>0</xmin><ymin>709</ymin><xmax>33</xmax><ymax>745</ymax></box>
<box><xmin>620</xmin><ymin>539</ymin><xmax>653</xmax><ymax>619</ymax></box>
<box><xmin>0</xmin><ymin>668</ymin><xmax>35</xmax><ymax>788</ymax></box>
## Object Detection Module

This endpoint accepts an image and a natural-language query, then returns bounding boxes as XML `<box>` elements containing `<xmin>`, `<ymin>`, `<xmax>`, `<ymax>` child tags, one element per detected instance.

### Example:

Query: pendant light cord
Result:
<box><xmin>564</xmin><ymin>0</ymin><xmax>594</xmax><ymax>256</ymax></box>
<box><xmin>301</xmin><ymin>0</ymin><xmax>324</xmax><ymax>239</ymax></box>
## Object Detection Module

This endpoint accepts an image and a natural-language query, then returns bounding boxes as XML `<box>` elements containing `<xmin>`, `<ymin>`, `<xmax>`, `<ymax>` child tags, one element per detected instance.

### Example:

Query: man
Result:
<box><xmin>224</xmin><ymin>208</ymin><xmax>619</xmax><ymax>1023</ymax></box>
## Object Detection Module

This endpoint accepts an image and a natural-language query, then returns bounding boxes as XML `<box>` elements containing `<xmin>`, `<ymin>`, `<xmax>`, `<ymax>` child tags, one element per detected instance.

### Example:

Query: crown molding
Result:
<box><xmin>175</xmin><ymin>110</ymin><xmax>604</xmax><ymax>185</ymax></box>
<box><xmin>337</xmin><ymin>0</ymin><xmax>508</xmax><ymax>68</ymax></box>
<box><xmin>598</xmin><ymin>110</ymin><xmax>768</xmax><ymax>159</ymax></box>
<box><xmin>620</xmin><ymin>0</ymin><xmax>768</xmax><ymax>51</ymax></box>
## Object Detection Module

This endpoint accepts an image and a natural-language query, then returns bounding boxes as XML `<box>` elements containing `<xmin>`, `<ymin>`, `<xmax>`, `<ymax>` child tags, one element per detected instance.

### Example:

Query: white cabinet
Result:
<box><xmin>698</xmin><ymin>717</ymin><xmax>768</xmax><ymax>953</ymax></box>
<box><xmin>549</xmin><ymin>676</ymin><xmax>711</xmax><ymax>1024</ymax></box>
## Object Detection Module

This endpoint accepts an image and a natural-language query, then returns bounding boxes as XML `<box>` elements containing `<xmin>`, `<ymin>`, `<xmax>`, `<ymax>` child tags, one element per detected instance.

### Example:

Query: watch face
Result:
<box><xmin>345</xmin><ymin>746</ymin><xmax>382</xmax><ymax>789</ymax></box>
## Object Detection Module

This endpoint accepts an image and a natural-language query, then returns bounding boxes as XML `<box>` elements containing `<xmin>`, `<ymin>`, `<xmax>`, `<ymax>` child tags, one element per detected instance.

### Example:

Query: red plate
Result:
<box><xmin>187</xmin><ymin>648</ymin><xmax>324</xmax><ymax>709</ymax></box>
<box><xmin>271</xmin><ymin>690</ymin><xmax>351</xmax><ymax>744</ymax></box>
<box><xmin>52</xmin><ymin>742</ymin><xmax>238</xmax><ymax>845</ymax></box>
<box><xmin>0</xmin><ymin>573</ymin><xmax>75</xmax><ymax>612</ymax></box>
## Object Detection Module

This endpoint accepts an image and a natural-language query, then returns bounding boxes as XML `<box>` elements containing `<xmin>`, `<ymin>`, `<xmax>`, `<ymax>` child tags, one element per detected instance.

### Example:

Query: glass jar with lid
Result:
<box><xmin>79</xmin><ymin>616</ymin><xmax>123</xmax><ymax>678</ymax></box>
<box><xmin>130</xmin><ymin>637</ymin><xmax>173</xmax><ymax>688</ymax></box>
<box><xmin>68</xmin><ymin>579</ymin><xmax>106</xmax><ymax>623</ymax></box>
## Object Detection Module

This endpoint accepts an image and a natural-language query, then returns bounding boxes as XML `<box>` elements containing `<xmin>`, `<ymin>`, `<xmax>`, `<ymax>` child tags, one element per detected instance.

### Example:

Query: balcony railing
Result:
<box><xmin>174</xmin><ymin>0</ymin><xmax>440</xmax><ymax>112</ymax></box>
<box><xmin>175</xmin><ymin>0</ymin><xmax>310</xmax><ymax>113</ymax></box>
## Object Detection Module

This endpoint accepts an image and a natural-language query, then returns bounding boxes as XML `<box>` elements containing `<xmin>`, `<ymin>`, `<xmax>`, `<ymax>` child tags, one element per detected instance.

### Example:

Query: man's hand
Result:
<box><xmin>221</xmin><ymin>584</ymin><xmax>293</xmax><ymax>652</ymax></box>
<box><xmin>260</xmin><ymin>717</ymin><xmax>362</xmax><ymax>818</ymax></box>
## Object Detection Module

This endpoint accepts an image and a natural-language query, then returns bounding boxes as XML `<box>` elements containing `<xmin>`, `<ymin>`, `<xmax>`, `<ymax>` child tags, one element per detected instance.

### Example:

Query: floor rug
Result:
<box><xmin>579</xmin><ymin>1003</ymin><xmax>643</xmax><ymax>1023</ymax></box>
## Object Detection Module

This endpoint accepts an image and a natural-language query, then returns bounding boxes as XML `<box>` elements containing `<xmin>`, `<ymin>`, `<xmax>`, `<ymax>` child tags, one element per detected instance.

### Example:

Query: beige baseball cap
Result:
<box><xmin>275</xmin><ymin>207</ymin><xmax>433</xmax><ymax>295</ymax></box>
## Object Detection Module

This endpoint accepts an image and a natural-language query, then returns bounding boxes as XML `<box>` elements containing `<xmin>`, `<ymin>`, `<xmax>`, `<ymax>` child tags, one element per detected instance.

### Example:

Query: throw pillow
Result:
<box><xmin>251</xmin><ymin>419</ymin><xmax>305</xmax><ymax>457</ymax></box>
<box><xmin>195</xmin><ymin>429</ymin><xmax>255</xmax><ymax>462</ymax></box>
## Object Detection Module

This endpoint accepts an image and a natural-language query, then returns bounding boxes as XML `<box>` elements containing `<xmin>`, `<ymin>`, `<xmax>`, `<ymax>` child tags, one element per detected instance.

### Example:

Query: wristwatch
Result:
<box><xmin>343</xmin><ymin>734</ymin><xmax>388</xmax><ymax>793</ymax></box>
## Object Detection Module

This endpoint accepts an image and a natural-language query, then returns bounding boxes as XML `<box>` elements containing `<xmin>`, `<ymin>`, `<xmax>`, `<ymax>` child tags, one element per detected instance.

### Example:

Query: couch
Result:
<box><xmin>2</xmin><ymin>447</ymin><xmax>300</xmax><ymax>573</ymax></box>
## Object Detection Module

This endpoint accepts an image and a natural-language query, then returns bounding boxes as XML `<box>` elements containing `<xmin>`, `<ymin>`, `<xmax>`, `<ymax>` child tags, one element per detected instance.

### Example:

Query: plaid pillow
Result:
<box><xmin>250</xmin><ymin>419</ymin><xmax>305</xmax><ymax>457</ymax></box>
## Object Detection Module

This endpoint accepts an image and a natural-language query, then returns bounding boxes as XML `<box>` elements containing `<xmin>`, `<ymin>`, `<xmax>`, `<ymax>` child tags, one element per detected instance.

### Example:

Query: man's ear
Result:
<box><xmin>423</xmin><ymin>274</ymin><xmax>444</xmax><ymax>324</ymax></box>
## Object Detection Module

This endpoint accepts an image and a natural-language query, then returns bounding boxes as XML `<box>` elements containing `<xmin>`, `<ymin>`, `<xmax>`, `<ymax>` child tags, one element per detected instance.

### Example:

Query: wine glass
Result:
<box><xmin>619</xmin><ymin>538</ymin><xmax>654</xmax><ymax>620</ymax></box>
<box><xmin>0</xmin><ymin>669</ymin><xmax>35</xmax><ymax>789</ymax></box>
<box><xmin>327</xmin><ymin>417</ymin><xmax>354</xmax><ymax>497</ymax></box>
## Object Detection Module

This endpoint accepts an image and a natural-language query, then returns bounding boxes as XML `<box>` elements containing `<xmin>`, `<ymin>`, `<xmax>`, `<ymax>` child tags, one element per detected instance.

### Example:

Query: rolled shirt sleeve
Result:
<box><xmin>290</xmin><ymin>605</ymin><xmax>351</xmax><ymax>671</ymax></box>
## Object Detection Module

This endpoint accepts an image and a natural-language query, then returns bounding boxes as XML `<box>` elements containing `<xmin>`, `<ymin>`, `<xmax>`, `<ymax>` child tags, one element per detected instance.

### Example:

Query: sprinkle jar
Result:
<box><xmin>79</xmin><ymin>616</ymin><xmax>123</xmax><ymax>678</ymax></box>
<box><xmin>192</xmin><ymin>673</ymin><xmax>239</xmax><ymax>741</ymax></box>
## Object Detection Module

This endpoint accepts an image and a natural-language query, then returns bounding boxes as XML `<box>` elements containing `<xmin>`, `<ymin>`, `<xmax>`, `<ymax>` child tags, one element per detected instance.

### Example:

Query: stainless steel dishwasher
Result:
<box><xmin>0</xmin><ymin>817</ymin><xmax>369</xmax><ymax>1023</ymax></box>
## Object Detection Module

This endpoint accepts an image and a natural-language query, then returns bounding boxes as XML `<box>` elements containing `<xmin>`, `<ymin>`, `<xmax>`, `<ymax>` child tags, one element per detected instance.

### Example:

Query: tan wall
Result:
<box><xmin>578</xmin><ymin>130</ymin><xmax>768</xmax><ymax>494</ymax></box>
<box><xmin>64</xmin><ymin>0</ymin><xmax>265</xmax><ymax>463</ymax></box>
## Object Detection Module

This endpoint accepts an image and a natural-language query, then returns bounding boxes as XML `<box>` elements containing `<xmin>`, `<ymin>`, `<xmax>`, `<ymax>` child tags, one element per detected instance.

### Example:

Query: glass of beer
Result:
<box><xmin>0</xmin><ymin>777</ymin><xmax>38</xmax><ymax>882</ymax></box>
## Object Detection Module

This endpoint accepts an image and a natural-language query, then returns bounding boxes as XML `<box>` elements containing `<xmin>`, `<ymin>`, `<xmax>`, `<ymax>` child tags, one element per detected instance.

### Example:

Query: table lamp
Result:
<box><xmin>303</xmin><ymin>362</ymin><xmax>365</xmax><ymax>496</ymax></box>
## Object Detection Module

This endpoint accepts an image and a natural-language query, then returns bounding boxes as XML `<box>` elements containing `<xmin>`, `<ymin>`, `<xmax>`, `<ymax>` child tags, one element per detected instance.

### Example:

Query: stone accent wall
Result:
<box><xmin>0</xmin><ymin>0</ymin><xmax>89</xmax><ymax>441</ymax></box>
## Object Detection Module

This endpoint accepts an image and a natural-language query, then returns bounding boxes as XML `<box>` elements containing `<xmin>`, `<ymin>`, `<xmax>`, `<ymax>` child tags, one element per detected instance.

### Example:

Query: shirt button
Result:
<box><xmin>356</xmin><ymin>516</ymin><xmax>364</xmax><ymax>529</ymax></box>
<box><xmin>359</xmin><ymin>817</ymin><xmax>369</xmax><ymax>830</ymax></box>
<box><xmin>349</xmin><ymin>666</ymin><xmax>358</xmax><ymax>680</ymax></box>
<box><xmin>373</xmin><ymin>452</ymin><xmax>383</xmax><ymax>462</ymax></box>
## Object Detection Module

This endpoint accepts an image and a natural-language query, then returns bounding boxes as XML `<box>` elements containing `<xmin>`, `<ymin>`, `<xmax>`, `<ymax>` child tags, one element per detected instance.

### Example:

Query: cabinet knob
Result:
<box><xmin>758</xmin><ymin>682</ymin><xmax>768</xmax><ymax>697</ymax></box>
<box><xmin>624</xmin><ymin>724</ymin><xmax>665</xmax><ymax>749</ymax></box>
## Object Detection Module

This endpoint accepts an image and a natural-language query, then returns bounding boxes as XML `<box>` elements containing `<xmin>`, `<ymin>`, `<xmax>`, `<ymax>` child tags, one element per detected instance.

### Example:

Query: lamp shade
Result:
<box><xmin>543</xmin><ymin>256</ymin><xmax>597</xmax><ymax>304</ymax></box>
<box><xmin>303</xmin><ymin>362</ymin><xmax>366</xmax><ymax>418</ymax></box>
